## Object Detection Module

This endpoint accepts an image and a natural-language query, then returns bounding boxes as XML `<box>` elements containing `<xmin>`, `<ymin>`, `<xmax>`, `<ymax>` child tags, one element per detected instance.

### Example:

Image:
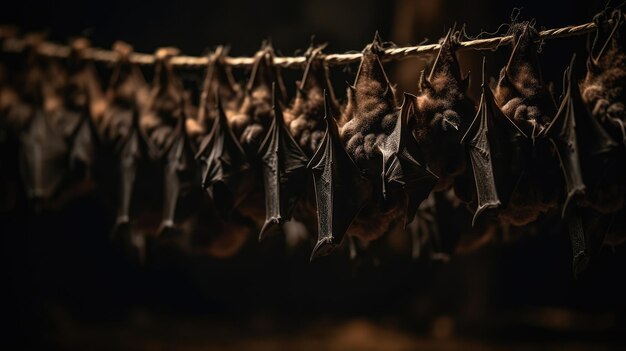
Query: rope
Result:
<box><xmin>0</xmin><ymin>21</ymin><xmax>600</xmax><ymax>69</ymax></box>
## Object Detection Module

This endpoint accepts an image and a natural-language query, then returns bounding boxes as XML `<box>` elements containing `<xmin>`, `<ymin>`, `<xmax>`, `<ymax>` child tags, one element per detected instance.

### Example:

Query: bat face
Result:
<box><xmin>284</xmin><ymin>44</ymin><xmax>340</xmax><ymax>157</ymax></box>
<box><xmin>412</xmin><ymin>30</ymin><xmax>473</xmax><ymax>191</ymax></box>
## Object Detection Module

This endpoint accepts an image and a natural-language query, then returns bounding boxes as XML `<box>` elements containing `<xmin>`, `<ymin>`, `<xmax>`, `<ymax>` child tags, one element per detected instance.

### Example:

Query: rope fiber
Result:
<box><xmin>0</xmin><ymin>21</ymin><xmax>600</xmax><ymax>69</ymax></box>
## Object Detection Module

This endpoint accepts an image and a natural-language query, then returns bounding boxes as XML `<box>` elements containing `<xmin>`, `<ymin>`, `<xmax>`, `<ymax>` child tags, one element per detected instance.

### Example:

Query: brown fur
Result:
<box><xmin>338</xmin><ymin>35</ymin><xmax>405</xmax><ymax>243</ymax></box>
<box><xmin>413</xmin><ymin>31</ymin><xmax>474</xmax><ymax>191</ymax></box>
<box><xmin>284</xmin><ymin>45</ymin><xmax>340</xmax><ymax>156</ymax></box>
<box><xmin>492</xmin><ymin>23</ymin><xmax>560</xmax><ymax>226</ymax></box>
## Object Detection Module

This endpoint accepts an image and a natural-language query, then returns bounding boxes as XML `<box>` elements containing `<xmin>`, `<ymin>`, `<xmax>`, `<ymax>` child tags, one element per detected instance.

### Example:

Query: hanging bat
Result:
<box><xmin>196</xmin><ymin>46</ymin><xmax>242</xmax><ymax>133</ymax></box>
<box><xmin>229</xmin><ymin>42</ymin><xmax>287</xmax><ymax>158</ymax></box>
<box><xmin>380</xmin><ymin>93</ymin><xmax>438</xmax><ymax>225</ymax></box>
<box><xmin>544</xmin><ymin>55</ymin><xmax>620</xmax><ymax>217</ymax></box>
<box><xmin>158</xmin><ymin>99</ymin><xmax>200</xmax><ymax>237</ymax></box>
<box><xmin>580</xmin><ymin>8</ymin><xmax>626</xmax><ymax>246</ymax></box>
<box><xmin>102</xmin><ymin>42</ymin><xmax>155</xmax><ymax>238</ymax></box>
<box><xmin>284</xmin><ymin>43</ymin><xmax>340</xmax><ymax>156</ymax></box>
<box><xmin>492</xmin><ymin>22</ymin><xmax>561</xmax><ymax>226</ymax></box>
<box><xmin>142</xmin><ymin>48</ymin><xmax>184</xmax><ymax>154</ymax></box>
<box><xmin>257</xmin><ymin>84</ymin><xmax>309</xmax><ymax>240</ymax></box>
<box><xmin>196</xmin><ymin>92</ymin><xmax>253</xmax><ymax>218</ymax></box>
<box><xmin>459</xmin><ymin>58</ymin><xmax>528</xmax><ymax>226</ymax></box>
<box><xmin>18</xmin><ymin>107</ymin><xmax>69</xmax><ymax>203</ymax></box>
<box><xmin>544</xmin><ymin>56</ymin><xmax>622</xmax><ymax>275</ymax></box>
<box><xmin>412</xmin><ymin>29</ymin><xmax>473</xmax><ymax>192</ymax></box>
<box><xmin>308</xmin><ymin>90</ymin><xmax>370</xmax><ymax>260</ymax></box>
<box><xmin>14</xmin><ymin>44</ymin><xmax>72</xmax><ymax>207</ymax></box>
<box><xmin>278</xmin><ymin>43</ymin><xmax>342</xmax><ymax>247</ymax></box>
<box><xmin>338</xmin><ymin>33</ymin><xmax>409</xmax><ymax>247</ymax></box>
<box><xmin>581</xmin><ymin>8</ymin><xmax>626</xmax><ymax>146</ymax></box>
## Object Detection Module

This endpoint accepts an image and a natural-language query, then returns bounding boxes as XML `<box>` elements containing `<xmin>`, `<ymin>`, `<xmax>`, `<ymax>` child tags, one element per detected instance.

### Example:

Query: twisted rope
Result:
<box><xmin>0</xmin><ymin>21</ymin><xmax>600</xmax><ymax>69</ymax></box>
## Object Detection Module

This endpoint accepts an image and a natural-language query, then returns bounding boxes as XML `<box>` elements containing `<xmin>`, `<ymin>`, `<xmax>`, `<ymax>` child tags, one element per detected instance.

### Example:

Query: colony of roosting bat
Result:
<box><xmin>0</xmin><ymin>9</ymin><xmax>624</xmax><ymax>275</ymax></box>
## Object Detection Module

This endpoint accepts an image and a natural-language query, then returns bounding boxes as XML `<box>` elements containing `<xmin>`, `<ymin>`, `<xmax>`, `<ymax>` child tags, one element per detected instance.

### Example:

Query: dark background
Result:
<box><xmin>2</xmin><ymin>1</ymin><xmax>626</xmax><ymax>349</ymax></box>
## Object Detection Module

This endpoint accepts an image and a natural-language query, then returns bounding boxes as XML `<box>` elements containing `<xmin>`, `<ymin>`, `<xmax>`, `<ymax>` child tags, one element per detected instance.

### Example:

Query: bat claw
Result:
<box><xmin>310</xmin><ymin>237</ymin><xmax>336</xmax><ymax>262</ymax></box>
<box><xmin>472</xmin><ymin>201</ymin><xmax>500</xmax><ymax>227</ymax></box>
<box><xmin>157</xmin><ymin>221</ymin><xmax>178</xmax><ymax>238</ymax></box>
<box><xmin>258</xmin><ymin>217</ymin><xmax>282</xmax><ymax>242</ymax></box>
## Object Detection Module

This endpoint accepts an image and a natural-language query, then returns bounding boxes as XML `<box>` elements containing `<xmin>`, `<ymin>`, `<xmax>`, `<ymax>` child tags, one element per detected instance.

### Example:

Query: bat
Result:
<box><xmin>111</xmin><ymin>107</ymin><xmax>156</xmax><ymax>237</ymax></box>
<box><xmin>158</xmin><ymin>100</ymin><xmax>200</xmax><ymax>237</ymax></box>
<box><xmin>308</xmin><ymin>90</ymin><xmax>370</xmax><ymax>260</ymax></box>
<box><xmin>230</xmin><ymin>42</ymin><xmax>287</xmax><ymax>158</ymax></box>
<box><xmin>412</xmin><ymin>29</ymin><xmax>473</xmax><ymax>192</ymax></box>
<box><xmin>544</xmin><ymin>55</ymin><xmax>621</xmax><ymax>275</ymax></box>
<box><xmin>492</xmin><ymin>22</ymin><xmax>561</xmax><ymax>226</ymax></box>
<box><xmin>380</xmin><ymin>92</ymin><xmax>438</xmax><ymax>225</ymax></box>
<box><xmin>257</xmin><ymin>84</ymin><xmax>309</xmax><ymax>240</ymax></box>
<box><xmin>197</xmin><ymin>46</ymin><xmax>242</xmax><ymax>131</ymax></box>
<box><xmin>101</xmin><ymin>45</ymin><xmax>156</xmax><ymax>238</ymax></box>
<box><xmin>544</xmin><ymin>55</ymin><xmax>619</xmax><ymax>217</ymax></box>
<box><xmin>337</xmin><ymin>33</ymin><xmax>410</xmax><ymax>247</ymax></box>
<box><xmin>581</xmin><ymin>8</ymin><xmax>626</xmax><ymax>214</ymax></box>
<box><xmin>196</xmin><ymin>92</ymin><xmax>253</xmax><ymax>218</ymax></box>
<box><xmin>284</xmin><ymin>43</ymin><xmax>340</xmax><ymax>157</ymax></box>
<box><xmin>18</xmin><ymin>107</ymin><xmax>69</xmax><ymax>203</ymax></box>
<box><xmin>143</xmin><ymin>48</ymin><xmax>184</xmax><ymax>154</ymax></box>
<box><xmin>460</xmin><ymin>58</ymin><xmax>527</xmax><ymax>226</ymax></box>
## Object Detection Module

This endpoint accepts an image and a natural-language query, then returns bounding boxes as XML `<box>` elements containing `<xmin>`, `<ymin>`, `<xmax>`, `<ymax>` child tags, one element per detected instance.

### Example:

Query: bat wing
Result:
<box><xmin>69</xmin><ymin>105</ymin><xmax>99</xmax><ymax>181</ymax></box>
<box><xmin>382</xmin><ymin>93</ymin><xmax>438</xmax><ymax>225</ymax></box>
<box><xmin>196</xmin><ymin>93</ymin><xmax>252</xmax><ymax>217</ymax></box>
<box><xmin>462</xmin><ymin>60</ymin><xmax>529</xmax><ymax>225</ymax></box>
<box><xmin>460</xmin><ymin>79</ymin><xmax>501</xmax><ymax>225</ymax></box>
<box><xmin>543</xmin><ymin>56</ymin><xmax>594</xmax><ymax>217</ymax></box>
<box><xmin>19</xmin><ymin>108</ymin><xmax>69</xmax><ymax>201</ymax></box>
<box><xmin>308</xmin><ymin>90</ymin><xmax>370</xmax><ymax>260</ymax></box>
<box><xmin>112</xmin><ymin>108</ymin><xmax>152</xmax><ymax>237</ymax></box>
<box><xmin>158</xmin><ymin>108</ymin><xmax>198</xmax><ymax>237</ymax></box>
<box><xmin>258</xmin><ymin>85</ymin><xmax>309</xmax><ymax>240</ymax></box>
